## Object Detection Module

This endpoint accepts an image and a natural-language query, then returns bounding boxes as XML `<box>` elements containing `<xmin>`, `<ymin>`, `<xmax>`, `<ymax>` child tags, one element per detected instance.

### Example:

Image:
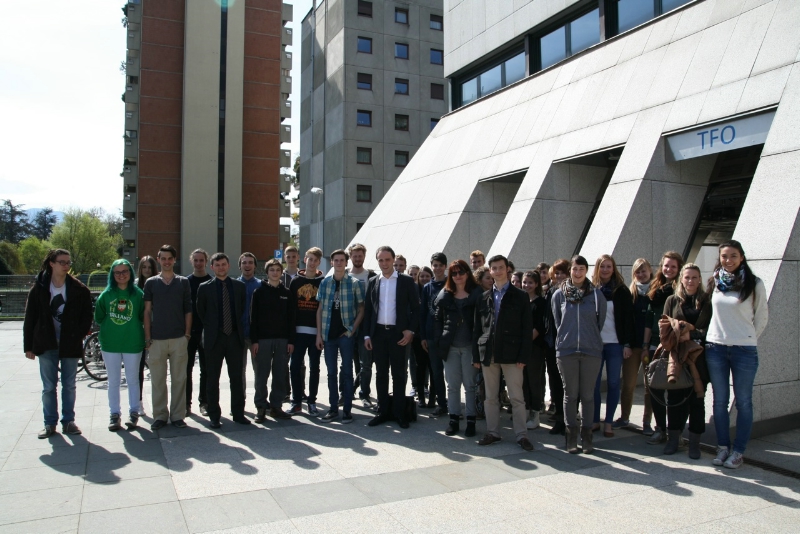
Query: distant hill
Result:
<box><xmin>25</xmin><ymin>208</ymin><xmax>65</xmax><ymax>223</ymax></box>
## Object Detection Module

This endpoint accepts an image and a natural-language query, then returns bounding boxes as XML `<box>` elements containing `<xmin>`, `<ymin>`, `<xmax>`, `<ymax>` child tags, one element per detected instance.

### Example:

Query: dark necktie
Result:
<box><xmin>222</xmin><ymin>281</ymin><xmax>233</xmax><ymax>335</ymax></box>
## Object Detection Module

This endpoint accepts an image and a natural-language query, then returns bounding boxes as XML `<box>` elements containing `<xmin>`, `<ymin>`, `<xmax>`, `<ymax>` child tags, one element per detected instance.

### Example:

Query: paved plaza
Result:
<box><xmin>1</xmin><ymin>321</ymin><xmax>799</xmax><ymax>533</ymax></box>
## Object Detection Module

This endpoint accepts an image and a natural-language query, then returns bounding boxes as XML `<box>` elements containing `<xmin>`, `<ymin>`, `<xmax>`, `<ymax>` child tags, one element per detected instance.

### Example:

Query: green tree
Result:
<box><xmin>50</xmin><ymin>208</ymin><xmax>118</xmax><ymax>274</ymax></box>
<box><xmin>0</xmin><ymin>199</ymin><xmax>31</xmax><ymax>244</ymax></box>
<box><xmin>18</xmin><ymin>237</ymin><xmax>52</xmax><ymax>274</ymax></box>
<box><xmin>30</xmin><ymin>208</ymin><xmax>58</xmax><ymax>240</ymax></box>
<box><xmin>0</xmin><ymin>254</ymin><xmax>12</xmax><ymax>275</ymax></box>
<box><xmin>0</xmin><ymin>241</ymin><xmax>24</xmax><ymax>274</ymax></box>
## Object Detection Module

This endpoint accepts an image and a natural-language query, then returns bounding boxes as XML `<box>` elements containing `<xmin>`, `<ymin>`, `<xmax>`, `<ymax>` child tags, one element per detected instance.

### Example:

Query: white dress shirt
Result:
<box><xmin>378</xmin><ymin>271</ymin><xmax>398</xmax><ymax>326</ymax></box>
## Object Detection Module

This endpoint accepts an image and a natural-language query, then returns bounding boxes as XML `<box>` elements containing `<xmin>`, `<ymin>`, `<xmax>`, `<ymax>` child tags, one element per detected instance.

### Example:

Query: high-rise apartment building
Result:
<box><xmin>298</xmin><ymin>0</ymin><xmax>446</xmax><ymax>254</ymax></box>
<box><xmin>121</xmin><ymin>0</ymin><xmax>294</xmax><ymax>272</ymax></box>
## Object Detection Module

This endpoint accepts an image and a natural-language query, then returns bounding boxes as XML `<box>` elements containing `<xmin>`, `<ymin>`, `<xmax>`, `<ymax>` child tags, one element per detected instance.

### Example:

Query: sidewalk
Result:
<box><xmin>1</xmin><ymin>321</ymin><xmax>799</xmax><ymax>533</ymax></box>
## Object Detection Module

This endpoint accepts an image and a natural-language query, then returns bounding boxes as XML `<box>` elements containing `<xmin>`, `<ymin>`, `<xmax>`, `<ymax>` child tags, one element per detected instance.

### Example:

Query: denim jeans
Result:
<box><xmin>103</xmin><ymin>351</ymin><xmax>142</xmax><ymax>416</ymax></box>
<box><xmin>291</xmin><ymin>333</ymin><xmax>321</xmax><ymax>404</ymax></box>
<box><xmin>594</xmin><ymin>343</ymin><xmax>623</xmax><ymax>424</ymax></box>
<box><xmin>38</xmin><ymin>350</ymin><xmax>78</xmax><ymax>426</ymax></box>
<box><xmin>324</xmin><ymin>335</ymin><xmax>355</xmax><ymax>414</ymax></box>
<box><xmin>706</xmin><ymin>343</ymin><xmax>759</xmax><ymax>454</ymax></box>
<box><xmin>443</xmin><ymin>345</ymin><xmax>478</xmax><ymax>416</ymax></box>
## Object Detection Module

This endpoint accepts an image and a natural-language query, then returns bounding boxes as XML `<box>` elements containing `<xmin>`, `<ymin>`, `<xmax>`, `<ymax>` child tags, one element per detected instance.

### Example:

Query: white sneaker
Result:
<box><xmin>723</xmin><ymin>451</ymin><xmax>744</xmax><ymax>469</ymax></box>
<box><xmin>526</xmin><ymin>410</ymin><xmax>540</xmax><ymax>429</ymax></box>
<box><xmin>712</xmin><ymin>446</ymin><xmax>730</xmax><ymax>466</ymax></box>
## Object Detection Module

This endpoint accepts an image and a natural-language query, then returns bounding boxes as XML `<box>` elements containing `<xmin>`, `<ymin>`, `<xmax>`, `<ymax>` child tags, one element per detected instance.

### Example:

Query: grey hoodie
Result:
<box><xmin>551</xmin><ymin>285</ymin><xmax>607</xmax><ymax>358</ymax></box>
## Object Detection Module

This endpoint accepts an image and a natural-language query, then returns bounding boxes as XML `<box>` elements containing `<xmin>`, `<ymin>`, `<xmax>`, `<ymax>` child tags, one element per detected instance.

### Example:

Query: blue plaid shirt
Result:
<box><xmin>317</xmin><ymin>273</ymin><xmax>365</xmax><ymax>340</ymax></box>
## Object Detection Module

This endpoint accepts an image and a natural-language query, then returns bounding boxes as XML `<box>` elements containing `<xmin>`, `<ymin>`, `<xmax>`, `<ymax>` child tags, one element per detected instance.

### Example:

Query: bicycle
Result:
<box><xmin>82</xmin><ymin>331</ymin><xmax>149</xmax><ymax>382</ymax></box>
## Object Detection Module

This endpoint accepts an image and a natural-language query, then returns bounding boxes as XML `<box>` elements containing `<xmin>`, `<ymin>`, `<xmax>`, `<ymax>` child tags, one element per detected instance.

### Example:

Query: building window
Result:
<box><xmin>357</xmin><ymin>185</ymin><xmax>372</xmax><ymax>202</ymax></box>
<box><xmin>539</xmin><ymin>8</ymin><xmax>599</xmax><ymax>70</ymax></box>
<box><xmin>614</xmin><ymin>0</ymin><xmax>692</xmax><ymax>35</ymax></box>
<box><xmin>357</xmin><ymin>110</ymin><xmax>372</xmax><ymax>126</ymax></box>
<box><xmin>357</xmin><ymin>37</ymin><xmax>372</xmax><ymax>54</ymax></box>
<box><xmin>430</xmin><ymin>118</ymin><xmax>439</xmax><ymax>131</ymax></box>
<box><xmin>357</xmin><ymin>72</ymin><xmax>372</xmax><ymax>90</ymax></box>
<box><xmin>395</xmin><ymin>8</ymin><xmax>408</xmax><ymax>24</ymax></box>
<box><xmin>430</xmin><ymin>49</ymin><xmax>443</xmax><ymax>65</ymax></box>
<box><xmin>357</xmin><ymin>0</ymin><xmax>372</xmax><ymax>18</ymax></box>
<box><xmin>395</xmin><ymin>43</ymin><xmax>409</xmax><ymax>59</ymax></box>
<box><xmin>431</xmin><ymin>83</ymin><xmax>444</xmax><ymax>100</ymax></box>
<box><xmin>395</xmin><ymin>78</ymin><xmax>409</xmax><ymax>94</ymax></box>
<box><xmin>395</xmin><ymin>114</ymin><xmax>409</xmax><ymax>131</ymax></box>
<box><xmin>395</xmin><ymin>151</ymin><xmax>409</xmax><ymax>167</ymax></box>
<box><xmin>430</xmin><ymin>14</ymin><xmax>443</xmax><ymax>31</ymax></box>
<box><xmin>357</xmin><ymin>147</ymin><xmax>372</xmax><ymax>164</ymax></box>
<box><xmin>356</xmin><ymin>222</ymin><xmax>364</xmax><ymax>232</ymax></box>
<box><xmin>458</xmin><ymin>49</ymin><xmax>525</xmax><ymax>107</ymax></box>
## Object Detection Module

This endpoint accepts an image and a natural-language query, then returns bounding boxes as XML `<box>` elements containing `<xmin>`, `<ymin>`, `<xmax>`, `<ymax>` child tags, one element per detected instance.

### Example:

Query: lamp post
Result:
<box><xmin>310</xmin><ymin>187</ymin><xmax>325</xmax><ymax>271</ymax></box>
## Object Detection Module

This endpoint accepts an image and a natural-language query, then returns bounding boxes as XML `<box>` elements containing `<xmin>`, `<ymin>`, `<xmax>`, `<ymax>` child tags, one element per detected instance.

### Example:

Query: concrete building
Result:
<box><xmin>298</xmin><ymin>0</ymin><xmax>447</xmax><ymax>255</ymax></box>
<box><xmin>355</xmin><ymin>0</ymin><xmax>800</xmax><ymax>433</ymax></box>
<box><xmin>121</xmin><ymin>0</ymin><xmax>294</xmax><ymax>272</ymax></box>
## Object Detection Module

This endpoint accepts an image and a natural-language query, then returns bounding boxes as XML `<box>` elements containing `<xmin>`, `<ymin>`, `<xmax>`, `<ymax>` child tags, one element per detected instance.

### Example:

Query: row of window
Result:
<box><xmin>355</xmin><ymin>73</ymin><xmax>444</xmax><ymax>100</ymax></box>
<box><xmin>355</xmin><ymin>111</ymin><xmax>439</xmax><ymax>132</ymax></box>
<box><xmin>356</xmin><ymin>147</ymin><xmax>410</xmax><ymax>168</ymax></box>
<box><xmin>454</xmin><ymin>0</ymin><xmax>694</xmax><ymax>108</ymax></box>
<box><xmin>357</xmin><ymin>37</ymin><xmax>443</xmax><ymax>64</ymax></box>
<box><xmin>358</xmin><ymin>0</ymin><xmax>443</xmax><ymax>30</ymax></box>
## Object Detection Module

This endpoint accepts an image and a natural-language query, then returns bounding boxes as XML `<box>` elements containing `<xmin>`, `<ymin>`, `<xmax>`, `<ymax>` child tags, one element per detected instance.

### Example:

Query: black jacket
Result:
<box><xmin>608</xmin><ymin>284</ymin><xmax>636</xmax><ymax>346</ymax></box>
<box><xmin>473</xmin><ymin>284</ymin><xmax>533</xmax><ymax>365</ymax></box>
<box><xmin>362</xmin><ymin>273</ymin><xmax>420</xmax><ymax>338</ymax></box>
<box><xmin>250</xmin><ymin>281</ymin><xmax>295</xmax><ymax>343</ymax></box>
<box><xmin>196</xmin><ymin>277</ymin><xmax>247</xmax><ymax>348</ymax></box>
<box><xmin>433</xmin><ymin>287</ymin><xmax>483</xmax><ymax>358</ymax></box>
<box><xmin>23</xmin><ymin>272</ymin><xmax>93</xmax><ymax>358</ymax></box>
<box><xmin>530</xmin><ymin>296</ymin><xmax>549</xmax><ymax>348</ymax></box>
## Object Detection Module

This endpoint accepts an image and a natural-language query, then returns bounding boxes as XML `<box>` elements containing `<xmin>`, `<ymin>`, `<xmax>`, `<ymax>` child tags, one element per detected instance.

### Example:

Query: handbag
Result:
<box><xmin>646</xmin><ymin>347</ymin><xmax>694</xmax><ymax>391</ymax></box>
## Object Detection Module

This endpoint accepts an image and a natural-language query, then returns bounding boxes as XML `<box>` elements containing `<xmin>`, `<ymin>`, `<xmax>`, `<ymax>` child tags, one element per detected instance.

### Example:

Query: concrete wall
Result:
<box><xmin>355</xmin><ymin>0</ymin><xmax>800</xmax><ymax>425</ymax></box>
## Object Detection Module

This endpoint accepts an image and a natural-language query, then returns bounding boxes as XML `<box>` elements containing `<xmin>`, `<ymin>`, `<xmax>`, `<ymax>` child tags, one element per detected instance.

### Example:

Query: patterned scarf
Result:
<box><xmin>714</xmin><ymin>266</ymin><xmax>745</xmax><ymax>293</ymax></box>
<box><xmin>562</xmin><ymin>278</ymin><xmax>593</xmax><ymax>304</ymax></box>
<box><xmin>600</xmin><ymin>280</ymin><xmax>615</xmax><ymax>301</ymax></box>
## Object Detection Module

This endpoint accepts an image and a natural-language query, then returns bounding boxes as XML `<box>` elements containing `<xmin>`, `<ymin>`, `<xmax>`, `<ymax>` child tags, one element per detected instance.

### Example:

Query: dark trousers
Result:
<box><xmin>339</xmin><ymin>344</ymin><xmax>362</xmax><ymax>397</ymax></box>
<box><xmin>688</xmin><ymin>384</ymin><xmax>707</xmax><ymax>434</ymax></box>
<box><xmin>254</xmin><ymin>338</ymin><xmax>289</xmax><ymax>409</ymax></box>
<box><xmin>139</xmin><ymin>350</ymin><xmax>147</xmax><ymax>401</ymax></box>
<box><xmin>186</xmin><ymin>332</ymin><xmax>207</xmax><ymax>407</ymax></box>
<box><xmin>290</xmin><ymin>333</ymin><xmax>321</xmax><ymax>404</ymax></box>
<box><xmin>205</xmin><ymin>333</ymin><xmax>245</xmax><ymax>421</ymax></box>
<box><xmin>373</xmin><ymin>326</ymin><xmax>407</xmax><ymax>421</ymax></box>
<box><xmin>426</xmin><ymin>339</ymin><xmax>447</xmax><ymax>408</ymax></box>
<box><xmin>523</xmin><ymin>345</ymin><xmax>546</xmax><ymax>411</ymax></box>
<box><xmin>545</xmin><ymin>347</ymin><xmax>563</xmax><ymax>416</ymax></box>
<box><xmin>413</xmin><ymin>336</ymin><xmax>431</xmax><ymax>398</ymax></box>
<box><xmin>651</xmin><ymin>386</ymin><xmax>693</xmax><ymax>431</ymax></box>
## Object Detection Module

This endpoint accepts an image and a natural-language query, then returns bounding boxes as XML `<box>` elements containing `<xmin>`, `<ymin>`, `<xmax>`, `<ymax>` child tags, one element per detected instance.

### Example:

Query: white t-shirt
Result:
<box><xmin>600</xmin><ymin>300</ymin><xmax>618</xmax><ymax>344</ymax></box>
<box><xmin>50</xmin><ymin>282</ymin><xmax>67</xmax><ymax>343</ymax></box>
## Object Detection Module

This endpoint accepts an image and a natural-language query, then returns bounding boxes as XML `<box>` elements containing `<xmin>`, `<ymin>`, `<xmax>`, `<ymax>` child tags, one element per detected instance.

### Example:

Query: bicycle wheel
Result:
<box><xmin>83</xmin><ymin>333</ymin><xmax>108</xmax><ymax>381</ymax></box>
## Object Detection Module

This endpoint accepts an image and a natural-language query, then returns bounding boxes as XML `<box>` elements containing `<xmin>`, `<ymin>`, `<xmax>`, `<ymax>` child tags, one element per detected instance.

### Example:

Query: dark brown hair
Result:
<box><xmin>444</xmin><ymin>259</ymin><xmax>477</xmax><ymax>294</ymax></box>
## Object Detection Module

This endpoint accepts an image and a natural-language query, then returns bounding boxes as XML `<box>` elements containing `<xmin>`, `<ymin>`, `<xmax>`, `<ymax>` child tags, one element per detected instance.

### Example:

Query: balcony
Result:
<box><xmin>125</xmin><ymin>2</ymin><xmax>142</xmax><ymax>24</ymax></box>
<box><xmin>280</xmin><ymin>124</ymin><xmax>291</xmax><ymax>143</ymax></box>
<box><xmin>282</xmin><ymin>27</ymin><xmax>292</xmax><ymax>46</ymax></box>
<box><xmin>281</xmin><ymin>75</ymin><xmax>292</xmax><ymax>95</ymax></box>
<box><xmin>126</xmin><ymin>50</ymin><xmax>140</xmax><ymax>76</ymax></box>
<box><xmin>282</xmin><ymin>3</ymin><xmax>293</xmax><ymax>24</ymax></box>
<box><xmin>123</xmin><ymin>192</ymin><xmax>137</xmax><ymax>214</ymax></box>
<box><xmin>127</xmin><ymin>23</ymin><xmax>141</xmax><ymax>50</ymax></box>
<box><xmin>280</xmin><ymin>225</ymin><xmax>290</xmax><ymax>244</ymax></box>
<box><xmin>280</xmin><ymin>149</ymin><xmax>291</xmax><ymax>168</ymax></box>
<box><xmin>122</xmin><ymin>219</ymin><xmax>137</xmax><ymax>240</ymax></box>
<box><xmin>281</xmin><ymin>99</ymin><xmax>291</xmax><ymax>120</ymax></box>
<box><xmin>281</xmin><ymin>50</ymin><xmax>292</xmax><ymax>70</ymax></box>
<box><xmin>124</xmin><ymin>110</ymin><xmax>138</xmax><ymax>130</ymax></box>
<box><xmin>280</xmin><ymin>173</ymin><xmax>292</xmax><ymax>193</ymax></box>
<box><xmin>279</xmin><ymin>200</ymin><xmax>291</xmax><ymax>218</ymax></box>
<box><xmin>122</xmin><ymin>246</ymin><xmax>137</xmax><ymax>261</ymax></box>
<box><xmin>125</xmin><ymin>82</ymin><xmax>139</xmax><ymax>104</ymax></box>
<box><xmin>124</xmin><ymin>133</ymin><xmax>138</xmax><ymax>158</ymax></box>
<box><xmin>122</xmin><ymin>163</ymin><xmax>138</xmax><ymax>186</ymax></box>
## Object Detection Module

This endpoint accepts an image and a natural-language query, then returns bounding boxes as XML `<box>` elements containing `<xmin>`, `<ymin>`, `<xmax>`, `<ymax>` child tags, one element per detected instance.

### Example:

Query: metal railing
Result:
<box><xmin>0</xmin><ymin>274</ymin><xmax>108</xmax><ymax>318</ymax></box>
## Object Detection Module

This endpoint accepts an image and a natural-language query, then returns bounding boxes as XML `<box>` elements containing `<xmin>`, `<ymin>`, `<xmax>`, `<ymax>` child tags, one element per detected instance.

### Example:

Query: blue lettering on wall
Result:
<box><xmin>721</xmin><ymin>125</ymin><xmax>735</xmax><ymax>144</ymax></box>
<box><xmin>696</xmin><ymin>125</ymin><xmax>736</xmax><ymax>150</ymax></box>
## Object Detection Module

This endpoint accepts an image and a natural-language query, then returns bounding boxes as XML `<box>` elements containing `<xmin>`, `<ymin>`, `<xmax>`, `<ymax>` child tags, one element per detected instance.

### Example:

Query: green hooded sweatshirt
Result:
<box><xmin>94</xmin><ymin>259</ymin><xmax>146</xmax><ymax>353</ymax></box>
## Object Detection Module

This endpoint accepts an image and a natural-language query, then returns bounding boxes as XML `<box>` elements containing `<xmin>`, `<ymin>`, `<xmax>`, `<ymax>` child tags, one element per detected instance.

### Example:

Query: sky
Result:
<box><xmin>0</xmin><ymin>0</ymin><xmax>312</xmax><ymax>213</ymax></box>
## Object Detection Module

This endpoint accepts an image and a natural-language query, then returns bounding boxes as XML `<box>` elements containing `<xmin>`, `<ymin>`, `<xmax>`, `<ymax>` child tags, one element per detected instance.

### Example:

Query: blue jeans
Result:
<box><xmin>594</xmin><ymin>343</ymin><xmax>623</xmax><ymax>424</ymax></box>
<box><xmin>291</xmin><ymin>333</ymin><xmax>321</xmax><ymax>404</ymax></box>
<box><xmin>38</xmin><ymin>350</ymin><xmax>78</xmax><ymax>426</ymax></box>
<box><xmin>324</xmin><ymin>335</ymin><xmax>355</xmax><ymax>414</ymax></box>
<box><xmin>706</xmin><ymin>343</ymin><xmax>759</xmax><ymax>454</ymax></box>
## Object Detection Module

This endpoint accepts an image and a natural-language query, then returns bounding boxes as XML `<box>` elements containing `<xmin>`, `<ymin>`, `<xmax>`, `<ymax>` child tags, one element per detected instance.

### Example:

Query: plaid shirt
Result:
<box><xmin>317</xmin><ymin>273</ymin><xmax>365</xmax><ymax>340</ymax></box>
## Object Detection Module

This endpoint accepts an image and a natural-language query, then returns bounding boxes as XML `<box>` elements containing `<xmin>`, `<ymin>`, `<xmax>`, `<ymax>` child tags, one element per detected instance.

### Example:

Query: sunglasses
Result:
<box><xmin>452</xmin><ymin>270</ymin><xmax>468</xmax><ymax>276</ymax></box>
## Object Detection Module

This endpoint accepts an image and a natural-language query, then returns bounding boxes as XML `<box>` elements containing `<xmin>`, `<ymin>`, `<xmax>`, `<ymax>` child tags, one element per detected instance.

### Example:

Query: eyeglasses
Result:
<box><xmin>113</xmin><ymin>270</ymin><xmax>129</xmax><ymax>277</ymax></box>
<box><xmin>452</xmin><ymin>270</ymin><xmax>468</xmax><ymax>276</ymax></box>
<box><xmin>53</xmin><ymin>260</ymin><xmax>72</xmax><ymax>267</ymax></box>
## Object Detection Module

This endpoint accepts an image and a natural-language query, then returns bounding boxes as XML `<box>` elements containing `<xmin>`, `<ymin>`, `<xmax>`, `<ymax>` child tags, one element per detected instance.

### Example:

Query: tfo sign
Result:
<box><xmin>666</xmin><ymin>110</ymin><xmax>776</xmax><ymax>161</ymax></box>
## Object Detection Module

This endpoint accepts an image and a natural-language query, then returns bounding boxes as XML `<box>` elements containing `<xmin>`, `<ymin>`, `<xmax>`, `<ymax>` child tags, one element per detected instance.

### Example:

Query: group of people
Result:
<box><xmin>22</xmin><ymin>239</ymin><xmax>767</xmax><ymax>468</ymax></box>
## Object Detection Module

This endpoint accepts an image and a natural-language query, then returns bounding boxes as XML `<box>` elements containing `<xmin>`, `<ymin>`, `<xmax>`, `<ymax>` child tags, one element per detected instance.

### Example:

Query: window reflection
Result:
<box><xmin>540</xmin><ymin>26</ymin><xmax>566</xmax><ymax>70</ymax></box>
<box><xmin>662</xmin><ymin>0</ymin><xmax>692</xmax><ymax>12</ymax></box>
<box><xmin>617</xmin><ymin>0</ymin><xmax>654</xmax><ymax>33</ymax></box>
<box><xmin>462</xmin><ymin>77</ymin><xmax>478</xmax><ymax>105</ymax></box>
<box><xmin>571</xmin><ymin>8</ymin><xmax>600</xmax><ymax>55</ymax></box>
<box><xmin>480</xmin><ymin>64</ymin><xmax>502</xmax><ymax>95</ymax></box>
<box><xmin>505</xmin><ymin>52</ymin><xmax>526</xmax><ymax>85</ymax></box>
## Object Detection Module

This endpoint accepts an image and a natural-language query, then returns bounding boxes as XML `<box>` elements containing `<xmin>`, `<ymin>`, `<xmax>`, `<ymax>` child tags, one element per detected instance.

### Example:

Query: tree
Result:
<box><xmin>30</xmin><ymin>208</ymin><xmax>58</xmax><ymax>240</ymax></box>
<box><xmin>0</xmin><ymin>199</ymin><xmax>31</xmax><ymax>244</ymax></box>
<box><xmin>18</xmin><ymin>237</ymin><xmax>52</xmax><ymax>274</ymax></box>
<box><xmin>0</xmin><ymin>241</ymin><xmax>24</xmax><ymax>274</ymax></box>
<box><xmin>0</xmin><ymin>254</ymin><xmax>12</xmax><ymax>275</ymax></box>
<box><xmin>293</xmin><ymin>156</ymin><xmax>300</xmax><ymax>186</ymax></box>
<box><xmin>50</xmin><ymin>208</ymin><xmax>118</xmax><ymax>274</ymax></box>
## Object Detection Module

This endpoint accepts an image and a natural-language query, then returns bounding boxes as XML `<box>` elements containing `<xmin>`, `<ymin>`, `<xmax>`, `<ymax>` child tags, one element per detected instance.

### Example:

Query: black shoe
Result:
<box><xmin>417</xmin><ymin>398</ymin><xmax>426</xmax><ymax>408</ymax></box>
<box><xmin>430</xmin><ymin>406</ymin><xmax>448</xmax><ymax>417</ymax></box>
<box><xmin>445</xmin><ymin>416</ymin><xmax>459</xmax><ymax>436</ymax></box>
<box><xmin>233</xmin><ymin>416</ymin><xmax>251</xmax><ymax>425</ymax></box>
<box><xmin>185</xmin><ymin>406</ymin><xmax>192</xmax><ymax>416</ymax></box>
<box><xmin>151</xmin><ymin>419</ymin><xmax>168</xmax><ymax>431</ymax></box>
<box><xmin>210</xmin><ymin>419</ymin><xmax>222</xmax><ymax>429</ymax></box>
<box><xmin>172</xmin><ymin>419</ymin><xmax>187</xmax><ymax>429</ymax></box>
<box><xmin>664</xmin><ymin>432</ymin><xmax>680</xmax><ymax>455</ymax></box>
<box><xmin>368</xmin><ymin>414</ymin><xmax>390</xmax><ymax>427</ymax></box>
<box><xmin>108</xmin><ymin>414</ymin><xmax>122</xmax><ymax>432</ymax></box>
<box><xmin>254</xmin><ymin>408</ymin><xmax>267</xmax><ymax>423</ymax></box>
<box><xmin>549</xmin><ymin>420</ymin><xmax>566</xmax><ymax>435</ymax></box>
<box><xmin>465</xmin><ymin>421</ymin><xmax>476</xmax><ymax>437</ymax></box>
<box><xmin>398</xmin><ymin>419</ymin><xmax>409</xmax><ymax>429</ymax></box>
<box><xmin>125</xmin><ymin>412</ymin><xmax>139</xmax><ymax>430</ymax></box>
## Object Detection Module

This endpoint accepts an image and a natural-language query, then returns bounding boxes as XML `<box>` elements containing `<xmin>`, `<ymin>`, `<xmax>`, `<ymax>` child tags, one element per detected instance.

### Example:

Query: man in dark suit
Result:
<box><xmin>196</xmin><ymin>252</ymin><xmax>250</xmax><ymax>428</ymax></box>
<box><xmin>363</xmin><ymin>246</ymin><xmax>420</xmax><ymax>429</ymax></box>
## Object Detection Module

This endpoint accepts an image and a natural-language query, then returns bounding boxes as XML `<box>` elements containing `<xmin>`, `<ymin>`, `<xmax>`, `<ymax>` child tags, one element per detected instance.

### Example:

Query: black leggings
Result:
<box><xmin>545</xmin><ymin>347</ymin><xmax>563</xmax><ymax>415</ymax></box>
<box><xmin>687</xmin><ymin>383</ymin><xmax>708</xmax><ymax>434</ymax></box>
<box><xmin>138</xmin><ymin>350</ymin><xmax>147</xmax><ymax>401</ymax></box>
<box><xmin>651</xmin><ymin>386</ymin><xmax>694</xmax><ymax>431</ymax></box>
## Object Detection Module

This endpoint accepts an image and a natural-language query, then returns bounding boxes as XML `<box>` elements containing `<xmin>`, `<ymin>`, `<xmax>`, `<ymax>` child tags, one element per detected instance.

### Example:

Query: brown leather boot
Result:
<box><xmin>566</xmin><ymin>426</ymin><xmax>580</xmax><ymax>454</ymax></box>
<box><xmin>581</xmin><ymin>426</ymin><xmax>594</xmax><ymax>454</ymax></box>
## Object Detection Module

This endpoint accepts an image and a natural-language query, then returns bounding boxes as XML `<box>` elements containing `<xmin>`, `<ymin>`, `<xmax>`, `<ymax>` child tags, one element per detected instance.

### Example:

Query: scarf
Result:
<box><xmin>600</xmin><ymin>280</ymin><xmax>615</xmax><ymax>301</ymax></box>
<box><xmin>714</xmin><ymin>266</ymin><xmax>745</xmax><ymax>293</ymax></box>
<box><xmin>635</xmin><ymin>282</ymin><xmax>650</xmax><ymax>297</ymax></box>
<box><xmin>562</xmin><ymin>278</ymin><xmax>593</xmax><ymax>304</ymax></box>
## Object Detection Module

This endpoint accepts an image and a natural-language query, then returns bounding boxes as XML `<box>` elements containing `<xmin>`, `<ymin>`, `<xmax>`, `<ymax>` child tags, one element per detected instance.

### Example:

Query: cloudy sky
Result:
<box><xmin>0</xmin><ymin>0</ymin><xmax>312</xmax><ymax>213</ymax></box>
